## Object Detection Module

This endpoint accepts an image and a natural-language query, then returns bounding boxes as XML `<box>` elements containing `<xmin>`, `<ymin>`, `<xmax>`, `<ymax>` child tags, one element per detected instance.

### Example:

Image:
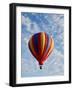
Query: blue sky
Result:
<box><xmin>21</xmin><ymin>12</ymin><xmax>64</xmax><ymax>77</ymax></box>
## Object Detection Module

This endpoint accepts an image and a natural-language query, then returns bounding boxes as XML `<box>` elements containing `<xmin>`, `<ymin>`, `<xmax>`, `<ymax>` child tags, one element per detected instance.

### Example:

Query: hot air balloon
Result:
<box><xmin>28</xmin><ymin>32</ymin><xmax>54</xmax><ymax>69</ymax></box>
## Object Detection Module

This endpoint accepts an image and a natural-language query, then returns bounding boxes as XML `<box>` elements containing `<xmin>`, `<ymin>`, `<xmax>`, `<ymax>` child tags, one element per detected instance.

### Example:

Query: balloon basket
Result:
<box><xmin>39</xmin><ymin>65</ymin><xmax>42</xmax><ymax>69</ymax></box>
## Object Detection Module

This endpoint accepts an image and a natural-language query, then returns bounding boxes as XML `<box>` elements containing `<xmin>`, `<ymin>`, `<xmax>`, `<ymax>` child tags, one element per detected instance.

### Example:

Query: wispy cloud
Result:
<box><xmin>24</xmin><ymin>38</ymin><xmax>29</xmax><ymax>45</ymax></box>
<box><xmin>22</xmin><ymin>15</ymin><xmax>41</xmax><ymax>34</ymax></box>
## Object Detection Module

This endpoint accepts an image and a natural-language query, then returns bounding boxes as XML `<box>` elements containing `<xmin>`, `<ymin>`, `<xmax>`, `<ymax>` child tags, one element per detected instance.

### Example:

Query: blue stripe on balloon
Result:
<box><xmin>33</xmin><ymin>33</ymin><xmax>39</xmax><ymax>54</ymax></box>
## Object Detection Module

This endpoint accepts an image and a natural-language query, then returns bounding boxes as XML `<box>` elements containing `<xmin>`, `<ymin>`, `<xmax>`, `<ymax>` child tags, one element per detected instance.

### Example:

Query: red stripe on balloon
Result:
<box><xmin>38</xmin><ymin>33</ymin><xmax>42</xmax><ymax>60</ymax></box>
<box><xmin>41</xmin><ymin>36</ymin><xmax>51</xmax><ymax>63</ymax></box>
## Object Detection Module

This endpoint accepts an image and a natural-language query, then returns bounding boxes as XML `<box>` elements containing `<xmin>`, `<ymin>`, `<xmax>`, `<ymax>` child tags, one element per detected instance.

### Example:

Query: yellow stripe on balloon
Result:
<box><xmin>47</xmin><ymin>36</ymin><xmax>54</xmax><ymax>57</ymax></box>
<box><xmin>41</xmin><ymin>32</ymin><xmax>45</xmax><ymax>55</ymax></box>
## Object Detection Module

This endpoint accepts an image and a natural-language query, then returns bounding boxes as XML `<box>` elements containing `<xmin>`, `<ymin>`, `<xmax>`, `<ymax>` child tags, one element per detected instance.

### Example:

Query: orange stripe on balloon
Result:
<box><xmin>38</xmin><ymin>32</ymin><xmax>45</xmax><ymax>58</ymax></box>
<box><xmin>40</xmin><ymin>33</ymin><xmax>48</xmax><ymax>60</ymax></box>
<box><xmin>47</xmin><ymin>36</ymin><xmax>54</xmax><ymax>57</ymax></box>
<box><xmin>41</xmin><ymin>32</ymin><xmax>46</xmax><ymax>55</ymax></box>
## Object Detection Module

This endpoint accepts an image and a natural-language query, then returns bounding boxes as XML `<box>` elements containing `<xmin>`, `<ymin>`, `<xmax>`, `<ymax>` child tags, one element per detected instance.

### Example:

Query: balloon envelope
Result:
<box><xmin>28</xmin><ymin>32</ymin><xmax>54</xmax><ymax>66</ymax></box>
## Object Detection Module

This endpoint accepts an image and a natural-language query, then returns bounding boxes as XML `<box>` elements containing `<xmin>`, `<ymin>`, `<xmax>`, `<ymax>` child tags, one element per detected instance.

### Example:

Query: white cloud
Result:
<box><xmin>24</xmin><ymin>38</ymin><xmax>29</xmax><ymax>45</ymax></box>
<box><xmin>22</xmin><ymin>15</ymin><xmax>31</xmax><ymax>26</ymax></box>
<box><xmin>22</xmin><ymin>15</ymin><xmax>41</xmax><ymax>34</ymax></box>
<box><xmin>51</xmin><ymin>15</ymin><xmax>64</xmax><ymax>27</ymax></box>
<box><xmin>31</xmin><ymin>22</ymin><xmax>41</xmax><ymax>33</ymax></box>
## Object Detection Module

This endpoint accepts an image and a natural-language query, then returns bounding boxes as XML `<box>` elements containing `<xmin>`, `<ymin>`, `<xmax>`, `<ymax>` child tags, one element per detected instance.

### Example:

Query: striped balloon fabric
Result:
<box><xmin>28</xmin><ymin>32</ymin><xmax>54</xmax><ymax>69</ymax></box>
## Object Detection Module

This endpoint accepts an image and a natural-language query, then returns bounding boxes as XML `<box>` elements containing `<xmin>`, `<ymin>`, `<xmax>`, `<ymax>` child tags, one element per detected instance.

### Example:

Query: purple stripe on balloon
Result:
<box><xmin>33</xmin><ymin>33</ymin><xmax>39</xmax><ymax>54</ymax></box>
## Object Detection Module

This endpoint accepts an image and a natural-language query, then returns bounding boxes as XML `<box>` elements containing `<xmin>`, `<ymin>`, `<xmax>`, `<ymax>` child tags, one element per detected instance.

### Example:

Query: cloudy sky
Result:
<box><xmin>21</xmin><ymin>12</ymin><xmax>64</xmax><ymax>77</ymax></box>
